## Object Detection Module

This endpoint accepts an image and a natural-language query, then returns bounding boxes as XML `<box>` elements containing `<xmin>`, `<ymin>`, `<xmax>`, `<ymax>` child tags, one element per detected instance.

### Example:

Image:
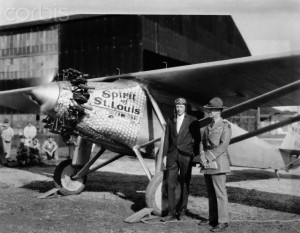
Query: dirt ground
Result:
<box><xmin>0</xmin><ymin>149</ymin><xmax>300</xmax><ymax>233</ymax></box>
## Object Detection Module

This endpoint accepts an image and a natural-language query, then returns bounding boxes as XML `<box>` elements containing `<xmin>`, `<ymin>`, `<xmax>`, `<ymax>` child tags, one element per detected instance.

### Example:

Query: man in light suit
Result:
<box><xmin>1</xmin><ymin>119</ymin><xmax>15</xmax><ymax>162</ymax></box>
<box><xmin>161</xmin><ymin>97</ymin><xmax>199</xmax><ymax>221</ymax></box>
<box><xmin>198</xmin><ymin>97</ymin><xmax>232</xmax><ymax>232</ymax></box>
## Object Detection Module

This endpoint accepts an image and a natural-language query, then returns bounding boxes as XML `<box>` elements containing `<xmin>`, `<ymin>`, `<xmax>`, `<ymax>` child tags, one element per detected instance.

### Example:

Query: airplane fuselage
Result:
<box><xmin>31</xmin><ymin>79</ymin><xmax>165</xmax><ymax>155</ymax></box>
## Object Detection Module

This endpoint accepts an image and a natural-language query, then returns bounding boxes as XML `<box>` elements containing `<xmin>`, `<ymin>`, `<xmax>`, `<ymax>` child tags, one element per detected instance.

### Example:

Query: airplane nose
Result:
<box><xmin>31</xmin><ymin>82</ymin><xmax>59</xmax><ymax>114</ymax></box>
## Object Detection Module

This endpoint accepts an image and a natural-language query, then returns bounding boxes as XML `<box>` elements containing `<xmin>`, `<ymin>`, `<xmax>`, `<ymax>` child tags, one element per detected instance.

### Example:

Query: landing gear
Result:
<box><xmin>53</xmin><ymin>159</ymin><xmax>87</xmax><ymax>195</ymax></box>
<box><xmin>53</xmin><ymin>147</ymin><xmax>123</xmax><ymax>196</ymax></box>
<box><xmin>145</xmin><ymin>171</ymin><xmax>181</xmax><ymax>216</ymax></box>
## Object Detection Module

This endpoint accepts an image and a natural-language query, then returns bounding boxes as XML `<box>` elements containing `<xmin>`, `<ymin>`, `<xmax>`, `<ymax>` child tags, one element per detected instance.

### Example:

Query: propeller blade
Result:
<box><xmin>0</xmin><ymin>87</ymin><xmax>40</xmax><ymax>113</ymax></box>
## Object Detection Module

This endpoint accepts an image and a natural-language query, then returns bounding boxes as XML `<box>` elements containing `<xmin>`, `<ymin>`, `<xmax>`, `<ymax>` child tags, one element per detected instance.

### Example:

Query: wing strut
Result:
<box><xmin>143</xmin><ymin>87</ymin><xmax>167</xmax><ymax>174</ymax></box>
<box><xmin>198</xmin><ymin>80</ymin><xmax>300</xmax><ymax>127</ymax></box>
<box><xmin>230</xmin><ymin>115</ymin><xmax>300</xmax><ymax>144</ymax></box>
<box><xmin>222</xmin><ymin>80</ymin><xmax>300</xmax><ymax>118</ymax></box>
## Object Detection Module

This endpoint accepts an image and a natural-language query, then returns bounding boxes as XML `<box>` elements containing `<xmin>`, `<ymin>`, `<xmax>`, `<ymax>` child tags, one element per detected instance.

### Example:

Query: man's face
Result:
<box><xmin>206</xmin><ymin>109</ymin><xmax>221</xmax><ymax>119</ymax></box>
<box><xmin>49</xmin><ymin>137</ymin><xmax>53</xmax><ymax>142</ymax></box>
<box><xmin>176</xmin><ymin>104</ymin><xmax>186</xmax><ymax>116</ymax></box>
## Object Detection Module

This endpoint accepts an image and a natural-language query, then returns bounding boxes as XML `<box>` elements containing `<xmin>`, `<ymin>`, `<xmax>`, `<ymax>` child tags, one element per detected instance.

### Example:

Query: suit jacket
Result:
<box><xmin>200</xmin><ymin>118</ymin><xmax>232</xmax><ymax>174</ymax></box>
<box><xmin>163</xmin><ymin>114</ymin><xmax>199</xmax><ymax>166</ymax></box>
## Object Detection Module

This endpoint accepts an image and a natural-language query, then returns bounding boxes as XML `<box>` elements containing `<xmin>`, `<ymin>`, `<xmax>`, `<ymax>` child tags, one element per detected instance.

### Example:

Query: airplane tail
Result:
<box><xmin>228</xmin><ymin>123</ymin><xmax>284</xmax><ymax>169</ymax></box>
<box><xmin>278</xmin><ymin>122</ymin><xmax>300</xmax><ymax>170</ymax></box>
<box><xmin>227</xmin><ymin>122</ymin><xmax>300</xmax><ymax>171</ymax></box>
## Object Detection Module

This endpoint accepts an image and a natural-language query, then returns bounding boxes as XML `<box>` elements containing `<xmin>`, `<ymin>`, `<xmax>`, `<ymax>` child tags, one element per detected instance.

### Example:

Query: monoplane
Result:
<box><xmin>0</xmin><ymin>29</ymin><xmax>299</xmax><ymax>216</ymax></box>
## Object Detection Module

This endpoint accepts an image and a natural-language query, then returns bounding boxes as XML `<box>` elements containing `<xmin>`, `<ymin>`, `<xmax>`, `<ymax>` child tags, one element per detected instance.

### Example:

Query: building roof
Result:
<box><xmin>0</xmin><ymin>14</ymin><xmax>100</xmax><ymax>31</ymax></box>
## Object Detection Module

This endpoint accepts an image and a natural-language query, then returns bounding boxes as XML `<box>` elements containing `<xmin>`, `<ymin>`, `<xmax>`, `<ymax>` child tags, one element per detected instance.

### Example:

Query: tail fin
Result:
<box><xmin>279</xmin><ymin>122</ymin><xmax>300</xmax><ymax>154</ymax></box>
<box><xmin>279</xmin><ymin>122</ymin><xmax>300</xmax><ymax>170</ymax></box>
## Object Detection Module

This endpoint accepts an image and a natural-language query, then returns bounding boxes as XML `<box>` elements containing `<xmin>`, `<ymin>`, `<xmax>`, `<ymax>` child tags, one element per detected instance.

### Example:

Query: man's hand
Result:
<box><xmin>200</xmin><ymin>154</ymin><xmax>209</xmax><ymax>169</ymax></box>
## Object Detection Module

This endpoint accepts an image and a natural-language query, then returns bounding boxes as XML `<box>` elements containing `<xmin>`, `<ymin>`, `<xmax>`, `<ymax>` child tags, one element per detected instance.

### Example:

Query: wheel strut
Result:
<box><xmin>72</xmin><ymin>147</ymin><xmax>106</xmax><ymax>180</ymax></box>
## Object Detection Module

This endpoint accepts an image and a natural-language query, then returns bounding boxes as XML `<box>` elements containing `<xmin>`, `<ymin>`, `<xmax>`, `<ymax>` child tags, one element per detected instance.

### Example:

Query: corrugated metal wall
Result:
<box><xmin>142</xmin><ymin>16</ymin><xmax>250</xmax><ymax>64</ymax></box>
<box><xmin>0</xmin><ymin>26</ymin><xmax>59</xmax><ymax>90</ymax></box>
<box><xmin>58</xmin><ymin>15</ymin><xmax>143</xmax><ymax>78</ymax></box>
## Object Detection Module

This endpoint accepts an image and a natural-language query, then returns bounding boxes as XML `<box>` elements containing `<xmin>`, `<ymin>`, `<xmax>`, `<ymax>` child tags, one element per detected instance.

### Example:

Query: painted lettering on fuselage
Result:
<box><xmin>92</xmin><ymin>90</ymin><xmax>141</xmax><ymax>116</ymax></box>
<box><xmin>82</xmin><ymin>84</ymin><xmax>146</xmax><ymax>147</ymax></box>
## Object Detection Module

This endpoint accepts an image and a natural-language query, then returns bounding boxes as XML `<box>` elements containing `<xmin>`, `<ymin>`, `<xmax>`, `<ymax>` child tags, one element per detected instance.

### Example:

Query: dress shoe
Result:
<box><xmin>177</xmin><ymin>209</ymin><xmax>187</xmax><ymax>220</ymax></box>
<box><xmin>198</xmin><ymin>219</ymin><xmax>218</xmax><ymax>227</ymax></box>
<box><xmin>160</xmin><ymin>215</ymin><xmax>177</xmax><ymax>222</ymax></box>
<box><xmin>177</xmin><ymin>209</ymin><xmax>186</xmax><ymax>216</ymax></box>
<box><xmin>210</xmin><ymin>223</ymin><xmax>229</xmax><ymax>232</ymax></box>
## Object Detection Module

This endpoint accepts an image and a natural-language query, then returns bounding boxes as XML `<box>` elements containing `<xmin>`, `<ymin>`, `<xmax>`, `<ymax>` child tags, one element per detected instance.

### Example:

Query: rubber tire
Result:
<box><xmin>53</xmin><ymin>159</ymin><xmax>87</xmax><ymax>196</ymax></box>
<box><xmin>145</xmin><ymin>170</ymin><xmax>181</xmax><ymax>216</ymax></box>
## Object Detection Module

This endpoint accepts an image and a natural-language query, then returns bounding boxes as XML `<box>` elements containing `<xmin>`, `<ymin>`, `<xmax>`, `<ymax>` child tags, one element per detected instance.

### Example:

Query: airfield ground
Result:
<box><xmin>0</xmin><ymin>148</ymin><xmax>300</xmax><ymax>233</ymax></box>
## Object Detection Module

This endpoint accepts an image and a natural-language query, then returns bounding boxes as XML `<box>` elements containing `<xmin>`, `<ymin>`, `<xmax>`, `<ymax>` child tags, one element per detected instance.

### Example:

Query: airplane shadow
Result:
<box><xmin>20</xmin><ymin>167</ymin><xmax>300</xmax><ymax>216</ymax></box>
<box><xmin>189</xmin><ymin>175</ymin><xmax>300</xmax><ymax>215</ymax></box>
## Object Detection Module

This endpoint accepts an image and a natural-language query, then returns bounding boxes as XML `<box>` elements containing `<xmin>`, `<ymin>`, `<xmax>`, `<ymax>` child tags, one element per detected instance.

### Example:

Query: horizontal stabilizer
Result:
<box><xmin>279</xmin><ymin>123</ymin><xmax>300</xmax><ymax>157</ymax></box>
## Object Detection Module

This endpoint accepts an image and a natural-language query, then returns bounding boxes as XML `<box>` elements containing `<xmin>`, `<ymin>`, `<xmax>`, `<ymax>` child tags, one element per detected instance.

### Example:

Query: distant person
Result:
<box><xmin>16</xmin><ymin>135</ymin><xmax>30</xmax><ymax>166</ymax></box>
<box><xmin>42</xmin><ymin>135</ymin><xmax>58</xmax><ymax>160</ymax></box>
<box><xmin>1</xmin><ymin>118</ymin><xmax>15</xmax><ymax>162</ymax></box>
<box><xmin>23</xmin><ymin>122</ymin><xmax>37</xmax><ymax>145</ymax></box>
<box><xmin>0</xmin><ymin>122</ymin><xmax>6</xmax><ymax>165</ymax></box>
<box><xmin>16</xmin><ymin>124</ymin><xmax>23</xmax><ymax>137</ymax></box>
<box><xmin>28</xmin><ymin>137</ymin><xmax>42</xmax><ymax>165</ymax></box>
<box><xmin>198</xmin><ymin>97</ymin><xmax>232</xmax><ymax>232</ymax></box>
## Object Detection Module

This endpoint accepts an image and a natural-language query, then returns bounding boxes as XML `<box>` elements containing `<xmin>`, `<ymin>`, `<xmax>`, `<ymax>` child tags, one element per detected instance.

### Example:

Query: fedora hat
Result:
<box><xmin>204</xmin><ymin>97</ymin><xmax>227</xmax><ymax>110</ymax></box>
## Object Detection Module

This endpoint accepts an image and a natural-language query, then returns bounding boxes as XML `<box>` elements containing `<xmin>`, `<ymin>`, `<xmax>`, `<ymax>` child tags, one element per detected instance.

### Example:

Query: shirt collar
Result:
<box><xmin>214</xmin><ymin>118</ymin><xmax>221</xmax><ymax>124</ymax></box>
<box><xmin>209</xmin><ymin>117</ymin><xmax>222</xmax><ymax>129</ymax></box>
<box><xmin>177</xmin><ymin>113</ymin><xmax>185</xmax><ymax>119</ymax></box>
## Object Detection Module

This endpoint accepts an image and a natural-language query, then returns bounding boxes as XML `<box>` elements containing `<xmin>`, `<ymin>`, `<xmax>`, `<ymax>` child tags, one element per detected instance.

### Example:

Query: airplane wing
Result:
<box><xmin>0</xmin><ymin>52</ymin><xmax>299</xmax><ymax>115</ymax></box>
<box><xmin>91</xmin><ymin>51</ymin><xmax>300</xmax><ymax>110</ymax></box>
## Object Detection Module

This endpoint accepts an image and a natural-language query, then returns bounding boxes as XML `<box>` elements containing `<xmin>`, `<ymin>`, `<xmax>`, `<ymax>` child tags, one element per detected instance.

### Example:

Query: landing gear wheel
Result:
<box><xmin>53</xmin><ymin>159</ymin><xmax>87</xmax><ymax>195</ymax></box>
<box><xmin>145</xmin><ymin>171</ymin><xmax>181</xmax><ymax>216</ymax></box>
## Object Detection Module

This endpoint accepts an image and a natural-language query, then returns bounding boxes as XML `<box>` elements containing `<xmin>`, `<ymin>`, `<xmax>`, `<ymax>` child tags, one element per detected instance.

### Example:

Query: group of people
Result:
<box><xmin>162</xmin><ymin>97</ymin><xmax>232</xmax><ymax>232</ymax></box>
<box><xmin>16</xmin><ymin>134</ymin><xmax>58</xmax><ymax>166</ymax></box>
<box><xmin>16</xmin><ymin>135</ymin><xmax>42</xmax><ymax>166</ymax></box>
<box><xmin>0</xmin><ymin>120</ymin><xmax>58</xmax><ymax>167</ymax></box>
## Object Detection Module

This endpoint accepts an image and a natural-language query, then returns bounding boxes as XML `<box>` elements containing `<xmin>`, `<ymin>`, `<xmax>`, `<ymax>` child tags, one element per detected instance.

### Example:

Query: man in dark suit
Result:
<box><xmin>198</xmin><ymin>97</ymin><xmax>232</xmax><ymax>232</ymax></box>
<box><xmin>161</xmin><ymin>97</ymin><xmax>199</xmax><ymax>221</ymax></box>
